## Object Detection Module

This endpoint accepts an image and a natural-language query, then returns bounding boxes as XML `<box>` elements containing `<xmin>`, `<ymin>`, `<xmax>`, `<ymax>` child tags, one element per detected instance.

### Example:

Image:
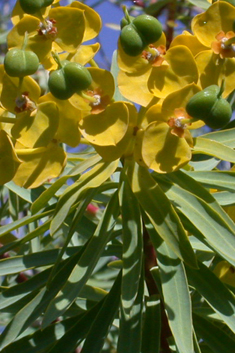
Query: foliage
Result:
<box><xmin>0</xmin><ymin>0</ymin><xmax>235</xmax><ymax>352</ymax></box>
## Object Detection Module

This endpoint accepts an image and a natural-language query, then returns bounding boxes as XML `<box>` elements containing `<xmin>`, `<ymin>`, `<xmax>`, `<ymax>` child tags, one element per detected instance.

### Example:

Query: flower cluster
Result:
<box><xmin>0</xmin><ymin>0</ymin><xmax>234</xmax><ymax>188</ymax></box>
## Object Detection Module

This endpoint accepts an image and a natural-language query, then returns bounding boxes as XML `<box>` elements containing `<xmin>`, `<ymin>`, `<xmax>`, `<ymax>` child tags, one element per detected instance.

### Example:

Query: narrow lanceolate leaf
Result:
<box><xmin>31</xmin><ymin>154</ymin><xmax>101</xmax><ymax>214</ymax></box>
<box><xmin>117</xmin><ymin>269</ymin><xmax>144</xmax><ymax>353</ymax></box>
<box><xmin>187</xmin><ymin>261</ymin><xmax>235</xmax><ymax>333</ymax></box>
<box><xmin>50</xmin><ymin>159</ymin><xmax>119</xmax><ymax>235</ymax></box>
<box><xmin>193</xmin><ymin>313</ymin><xmax>235</xmax><ymax>353</ymax></box>
<box><xmin>111</xmin><ymin>50</ymin><xmax>129</xmax><ymax>102</ymax></box>
<box><xmin>185</xmin><ymin>170</ymin><xmax>235</xmax><ymax>192</ymax></box>
<box><xmin>0</xmin><ymin>288</ymin><xmax>47</xmax><ymax>349</ymax></box>
<box><xmin>141</xmin><ymin>295</ymin><xmax>161</xmax><ymax>353</ymax></box>
<box><xmin>0</xmin><ymin>209</ymin><xmax>53</xmax><ymax>238</ymax></box>
<box><xmin>47</xmin><ymin>295</ymin><xmax>107</xmax><ymax>353</ymax></box>
<box><xmin>125</xmin><ymin>159</ymin><xmax>197</xmax><ymax>268</ymax></box>
<box><xmin>1</xmin><ymin>307</ymin><xmax>102</xmax><ymax>353</ymax></box>
<box><xmin>201</xmin><ymin>128</ymin><xmax>235</xmax><ymax>148</ymax></box>
<box><xmin>146</xmin><ymin>222</ymin><xmax>194</xmax><ymax>353</ymax></box>
<box><xmin>154</xmin><ymin>175</ymin><xmax>235</xmax><ymax>266</ymax></box>
<box><xmin>162</xmin><ymin>170</ymin><xmax>235</xmax><ymax>232</ymax></box>
<box><xmin>43</xmin><ymin>191</ymin><xmax>120</xmax><ymax>328</ymax></box>
<box><xmin>79</xmin><ymin>271</ymin><xmax>122</xmax><ymax>353</ymax></box>
<box><xmin>0</xmin><ymin>247</ymin><xmax>82</xmax><ymax>276</ymax></box>
<box><xmin>118</xmin><ymin>171</ymin><xmax>143</xmax><ymax>317</ymax></box>
<box><xmin>0</xmin><ymin>220</ymin><xmax>50</xmax><ymax>256</ymax></box>
<box><xmin>193</xmin><ymin>137</ymin><xmax>235</xmax><ymax>163</ymax></box>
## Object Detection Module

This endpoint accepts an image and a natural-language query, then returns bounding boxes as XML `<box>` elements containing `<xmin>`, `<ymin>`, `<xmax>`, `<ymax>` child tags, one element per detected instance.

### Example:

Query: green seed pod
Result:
<box><xmin>4</xmin><ymin>48</ymin><xmax>39</xmax><ymax>77</ymax></box>
<box><xmin>19</xmin><ymin>0</ymin><xmax>43</xmax><ymax>14</ymax></box>
<box><xmin>43</xmin><ymin>0</ymin><xmax>54</xmax><ymax>7</ymax></box>
<box><xmin>120</xmin><ymin>24</ymin><xmax>146</xmax><ymax>56</ymax></box>
<box><xmin>63</xmin><ymin>62</ymin><xmax>92</xmax><ymax>92</ymax></box>
<box><xmin>48</xmin><ymin>68</ymin><xmax>74</xmax><ymax>100</ymax></box>
<box><xmin>186</xmin><ymin>85</ymin><xmax>232</xmax><ymax>129</ymax></box>
<box><xmin>132</xmin><ymin>14</ymin><xmax>162</xmax><ymax>44</ymax></box>
<box><xmin>120</xmin><ymin>16</ymin><xmax>135</xmax><ymax>29</ymax></box>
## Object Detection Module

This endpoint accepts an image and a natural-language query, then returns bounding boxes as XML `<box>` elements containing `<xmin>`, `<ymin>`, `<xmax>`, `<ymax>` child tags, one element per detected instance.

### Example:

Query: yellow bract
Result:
<box><xmin>13</xmin><ymin>141</ymin><xmax>67</xmax><ymax>189</ymax></box>
<box><xmin>11</xmin><ymin>101</ymin><xmax>59</xmax><ymax>148</ymax></box>
<box><xmin>148</xmin><ymin>46</ymin><xmax>198</xmax><ymax>98</ymax></box>
<box><xmin>39</xmin><ymin>93</ymin><xmax>82</xmax><ymax>148</ymax></box>
<box><xmin>0</xmin><ymin>130</ymin><xmax>21</xmax><ymax>185</ymax></box>
<box><xmin>192</xmin><ymin>2</ymin><xmax>235</xmax><ymax>48</ymax></box>
<box><xmin>79</xmin><ymin>102</ymin><xmax>129</xmax><ymax>146</ymax></box>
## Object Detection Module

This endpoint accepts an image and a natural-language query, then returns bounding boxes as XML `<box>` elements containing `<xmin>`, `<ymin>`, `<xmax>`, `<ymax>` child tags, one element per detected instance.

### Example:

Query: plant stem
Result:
<box><xmin>143</xmin><ymin>225</ymin><xmax>172</xmax><ymax>353</ymax></box>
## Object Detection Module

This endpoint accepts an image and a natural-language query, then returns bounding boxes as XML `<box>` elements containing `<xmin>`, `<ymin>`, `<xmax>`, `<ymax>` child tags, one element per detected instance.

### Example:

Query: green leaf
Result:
<box><xmin>0</xmin><ymin>268</ymin><xmax>51</xmax><ymax>310</ymax></box>
<box><xmin>1</xmin><ymin>311</ymin><xmax>98</xmax><ymax>353</ymax></box>
<box><xmin>185</xmin><ymin>171</ymin><xmax>235</xmax><ymax>192</ymax></box>
<box><xmin>77</xmin><ymin>271</ymin><xmax>122</xmax><ymax>353</ymax></box>
<box><xmin>187</xmin><ymin>0</ymin><xmax>210</xmax><ymax>10</ymax></box>
<box><xmin>153</xmin><ymin>174</ymin><xmax>235</xmax><ymax>266</ymax></box>
<box><xmin>141</xmin><ymin>295</ymin><xmax>161</xmax><ymax>353</ymax></box>
<box><xmin>187</xmin><ymin>261</ymin><xmax>235</xmax><ymax>333</ymax></box>
<box><xmin>193</xmin><ymin>313</ymin><xmax>235</xmax><ymax>353</ymax></box>
<box><xmin>0</xmin><ymin>288</ymin><xmax>47</xmax><ymax>349</ymax></box>
<box><xmin>201</xmin><ymin>128</ymin><xmax>235</xmax><ymax>148</ymax></box>
<box><xmin>50</xmin><ymin>159</ymin><xmax>119</xmax><ymax>235</ymax></box>
<box><xmin>125</xmin><ymin>159</ymin><xmax>197</xmax><ymax>268</ymax></box>
<box><xmin>31</xmin><ymin>154</ymin><xmax>101</xmax><ymax>214</ymax></box>
<box><xmin>111</xmin><ymin>50</ymin><xmax>130</xmax><ymax>102</ymax></box>
<box><xmin>189</xmin><ymin>157</ymin><xmax>220</xmax><ymax>171</ymax></box>
<box><xmin>0</xmin><ymin>247</ymin><xmax>82</xmax><ymax>276</ymax></box>
<box><xmin>118</xmin><ymin>171</ymin><xmax>143</xmax><ymax>317</ymax></box>
<box><xmin>117</xmin><ymin>269</ymin><xmax>144</xmax><ymax>353</ymax></box>
<box><xmin>193</xmin><ymin>137</ymin><xmax>235</xmax><ymax>163</ymax></box>
<box><xmin>145</xmin><ymin>222</ymin><xmax>194</xmax><ymax>353</ymax></box>
<box><xmin>42</xmin><ymin>191</ymin><xmax>120</xmax><ymax>328</ymax></box>
<box><xmin>0</xmin><ymin>220</ymin><xmax>50</xmax><ymax>256</ymax></box>
<box><xmin>0</xmin><ymin>209</ymin><xmax>53</xmax><ymax>238</ymax></box>
<box><xmin>5</xmin><ymin>181</ymin><xmax>44</xmax><ymax>204</ymax></box>
<box><xmin>213</xmin><ymin>191</ymin><xmax>235</xmax><ymax>206</ymax></box>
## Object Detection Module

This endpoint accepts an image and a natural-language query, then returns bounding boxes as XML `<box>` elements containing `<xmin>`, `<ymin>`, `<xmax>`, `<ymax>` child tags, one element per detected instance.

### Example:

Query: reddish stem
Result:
<box><xmin>143</xmin><ymin>227</ymin><xmax>172</xmax><ymax>353</ymax></box>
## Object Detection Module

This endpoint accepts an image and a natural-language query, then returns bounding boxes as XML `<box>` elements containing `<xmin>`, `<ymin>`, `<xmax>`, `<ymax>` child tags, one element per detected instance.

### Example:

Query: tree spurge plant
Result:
<box><xmin>0</xmin><ymin>0</ymin><xmax>235</xmax><ymax>352</ymax></box>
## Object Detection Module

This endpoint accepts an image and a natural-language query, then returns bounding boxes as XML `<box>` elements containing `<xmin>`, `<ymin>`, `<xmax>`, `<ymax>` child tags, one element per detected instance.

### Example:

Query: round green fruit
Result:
<box><xmin>63</xmin><ymin>63</ymin><xmax>92</xmax><ymax>92</ymax></box>
<box><xmin>4</xmin><ymin>48</ymin><xmax>39</xmax><ymax>77</ymax></box>
<box><xmin>120</xmin><ymin>24</ymin><xmax>146</xmax><ymax>56</ymax></box>
<box><xmin>48</xmin><ymin>69</ymin><xmax>74</xmax><ymax>100</ymax></box>
<box><xmin>19</xmin><ymin>0</ymin><xmax>43</xmax><ymax>14</ymax></box>
<box><xmin>186</xmin><ymin>85</ymin><xmax>232</xmax><ymax>129</ymax></box>
<box><xmin>43</xmin><ymin>0</ymin><xmax>54</xmax><ymax>7</ymax></box>
<box><xmin>203</xmin><ymin>98</ymin><xmax>232</xmax><ymax>129</ymax></box>
<box><xmin>132</xmin><ymin>14</ymin><xmax>162</xmax><ymax>44</ymax></box>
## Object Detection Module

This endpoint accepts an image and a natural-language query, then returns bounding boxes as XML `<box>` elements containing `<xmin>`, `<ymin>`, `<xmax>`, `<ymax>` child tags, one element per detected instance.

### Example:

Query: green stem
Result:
<box><xmin>16</xmin><ymin>77</ymin><xmax>24</xmax><ymax>98</ymax></box>
<box><xmin>51</xmin><ymin>51</ymin><xmax>63</xmax><ymax>69</ymax></box>
<box><xmin>224</xmin><ymin>36</ymin><xmax>235</xmax><ymax>46</ymax></box>
<box><xmin>122</xmin><ymin>5</ymin><xmax>131</xmax><ymax>24</ymax></box>
<box><xmin>89</xmin><ymin>58</ymin><xmax>99</xmax><ymax>68</ymax></box>
<box><xmin>218</xmin><ymin>78</ymin><xmax>225</xmax><ymax>98</ymax></box>
<box><xmin>21</xmin><ymin>32</ymin><xmax>28</xmax><ymax>51</ymax></box>
<box><xmin>80</xmin><ymin>91</ymin><xmax>98</xmax><ymax>103</ymax></box>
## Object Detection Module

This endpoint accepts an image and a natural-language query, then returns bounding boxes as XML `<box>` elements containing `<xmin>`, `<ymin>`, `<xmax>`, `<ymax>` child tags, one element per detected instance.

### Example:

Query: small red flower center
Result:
<box><xmin>38</xmin><ymin>19</ymin><xmax>57</xmax><ymax>40</ymax></box>
<box><xmin>85</xmin><ymin>88</ymin><xmax>111</xmax><ymax>114</ymax></box>
<box><xmin>141</xmin><ymin>45</ymin><xmax>166</xmax><ymax>66</ymax></box>
<box><xmin>14</xmin><ymin>92</ymin><xmax>37</xmax><ymax>113</ymax></box>
<box><xmin>211</xmin><ymin>31</ymin><xmax>235</xmax><ymax>58</ymax></box>
<box><xmin>167</xmin><ymin>108</ymin><xmax>190</xmax><ymax>138</ymax></box>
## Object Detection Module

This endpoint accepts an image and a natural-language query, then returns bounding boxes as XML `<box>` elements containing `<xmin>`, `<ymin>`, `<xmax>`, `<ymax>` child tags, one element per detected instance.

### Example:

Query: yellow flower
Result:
<box><xmin>134</xmin><ymin>84</ymin><xmax>202</xmax><ymax>173</ymax></box>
